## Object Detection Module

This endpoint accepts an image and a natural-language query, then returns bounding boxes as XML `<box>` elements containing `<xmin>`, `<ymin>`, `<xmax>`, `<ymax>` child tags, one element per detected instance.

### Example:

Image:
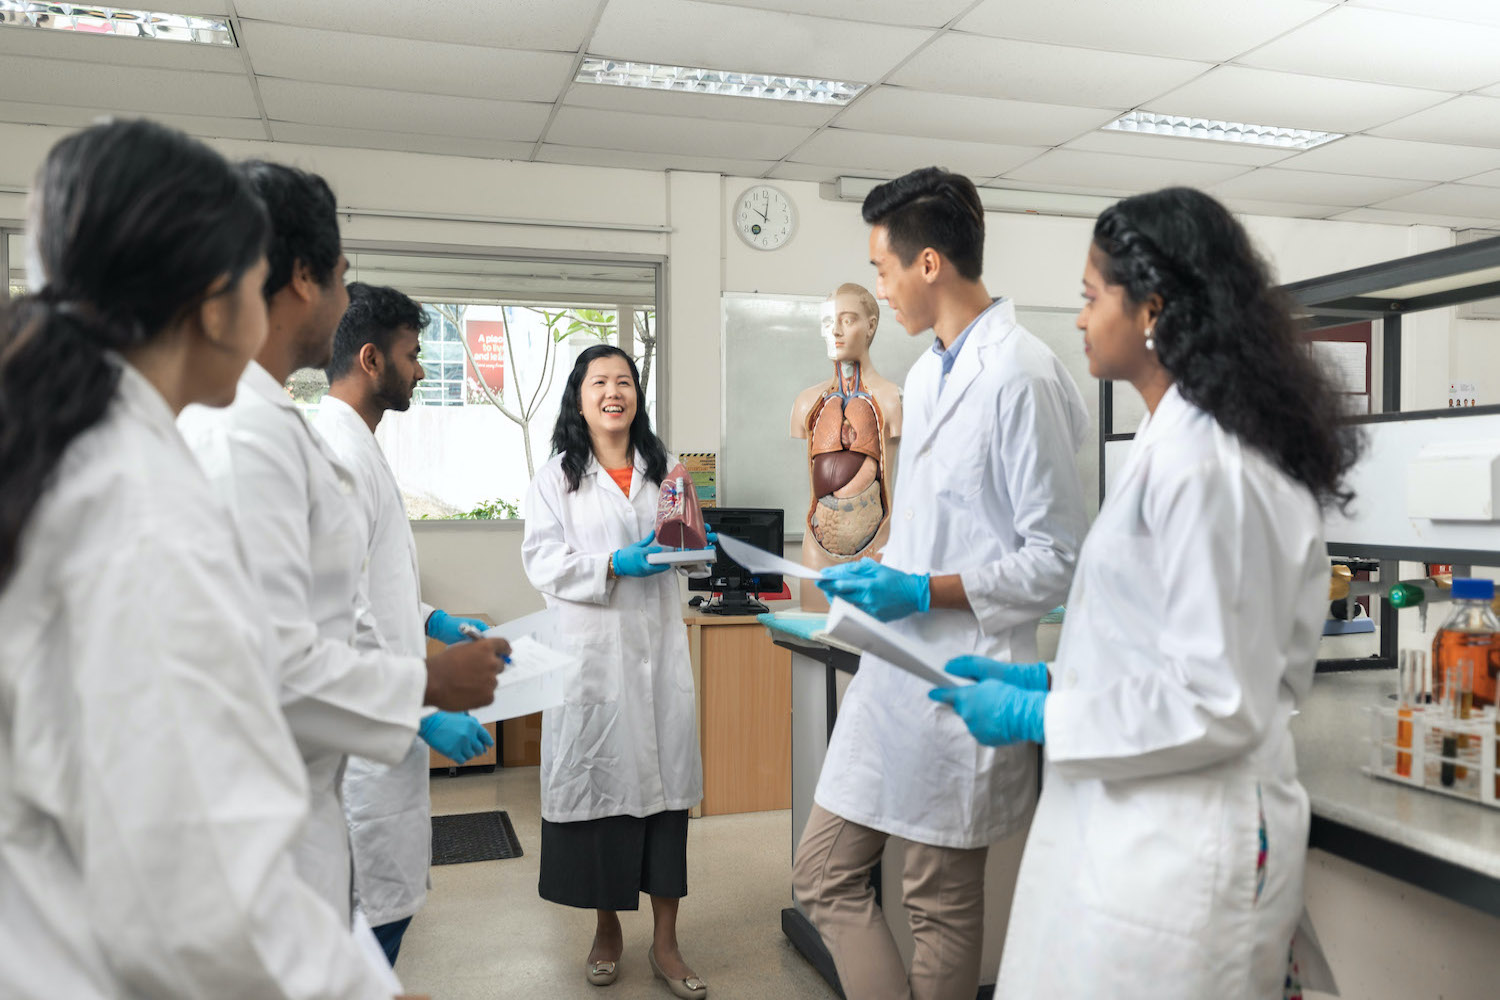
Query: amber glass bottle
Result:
<box><xmin>1432</xmin><ymin>578</ymin><xmax>1500</xmax><ymax>710</ymax></box>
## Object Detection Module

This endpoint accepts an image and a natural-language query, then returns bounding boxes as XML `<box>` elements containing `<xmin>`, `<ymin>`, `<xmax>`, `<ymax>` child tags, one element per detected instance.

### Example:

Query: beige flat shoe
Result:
<box><xmin>587</xmin><ymin>959</ymin><xmax>619</xmax><ymax>987</ymax></box>
<box><xmin>648</xmin><ymin>948</ymin><xmax>707</xmax><ymax>999</ymax></box>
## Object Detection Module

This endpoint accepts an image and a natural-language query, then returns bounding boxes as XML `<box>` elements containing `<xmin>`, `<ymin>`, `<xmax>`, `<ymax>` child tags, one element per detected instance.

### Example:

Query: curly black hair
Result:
<box><xmin>325</xmin><ymin>282</ymin><xmax>430</xmax><ymax>381</ymax></box>
<box><xmin>1093</xmin><ymin>187</ymin><xmax>1362</xmax><ymax>511</ymax></box>
<box><xmin>238</xmin><ymin>160</ymin><xmax>341</xmax><ymax>300</ymax></box>
<box><xmin>861</xmin><ymin>167</ymin><xmax>985</xmax><ymax>281</ymax></box>
<box><xmin>551</xmin><ymin>345</ymin><xmax>667</xmax><ymax>493</ymax></box>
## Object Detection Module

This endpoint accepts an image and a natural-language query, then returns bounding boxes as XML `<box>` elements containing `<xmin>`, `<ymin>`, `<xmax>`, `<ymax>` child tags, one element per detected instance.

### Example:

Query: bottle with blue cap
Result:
<box><xmin>1431</xmin><ymin>578</ymin><xmax>1499</xmax><ymax>709</ymax></box>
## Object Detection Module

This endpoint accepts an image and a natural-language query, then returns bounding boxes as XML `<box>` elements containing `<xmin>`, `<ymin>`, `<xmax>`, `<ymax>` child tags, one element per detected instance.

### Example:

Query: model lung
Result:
<box><xmin>655</xmin><ymin>462</ymin><xmax>708</xmax><ymax>549</ymax></box>
<box><xmin>804</xmin><ymin>371</ymin><xmax>887</xmax><ymax>557</ymax></box>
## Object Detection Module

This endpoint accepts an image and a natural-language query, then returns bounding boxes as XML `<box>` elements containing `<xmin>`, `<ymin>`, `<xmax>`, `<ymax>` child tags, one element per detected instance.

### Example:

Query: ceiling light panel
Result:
<box><xmin>1102</xmin><ymin>111</ymin><xmax>1343</xmax><ymax>151</ymax></box>
<box><xmin>836</xmin><ymin>87</ymin><xmax>1118</xmax><ymax>147</ymax></box>
<box><xmin>958</xmin><ymin>0</ymin><xmax>1332</xmax><ymax>62</ymax></box>
<box><xmin>563</xmin><ymin>83</ymin><xmax>840</xmax><ymax>128</ymax></box>
<box><xmin>589</xmin><ymin>0</ymin><xmax>928</xmax><ymax>83</ymax></box>
<box><xmin>1149</xmin><ymin>66</ymin><xmax>1449</xmax><ymax>134</ymax></box>
<box><xmin>575</xmin><ymin>58</ymin><xmax>864</xmax><ymax>106</ymax></box>
<box><xmin>1237</xmin><ymin>6</ymin><xmax>1500</xmax><ymax>93</ymax></box>
<box><xmin>0</xmin><ymin>2</ymin><xmax>233</xmax><ymax>45</ymax></box>
<box><xmin>892</xmin><ymin>34</ymin><xmax>1208</xmax><ymax>108</ymax></box>
<box><xmin>1065</xmin><ymin>129</ymin><xmax>1300</xmax><ymax>166</ymax></box>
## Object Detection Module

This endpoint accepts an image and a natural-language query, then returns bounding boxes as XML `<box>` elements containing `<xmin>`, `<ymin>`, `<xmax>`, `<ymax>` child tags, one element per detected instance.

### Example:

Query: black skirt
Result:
<box><xmin>538</xmin><ymin>809</ymin><xmax>689</xmax><ymax>910</ymax></box>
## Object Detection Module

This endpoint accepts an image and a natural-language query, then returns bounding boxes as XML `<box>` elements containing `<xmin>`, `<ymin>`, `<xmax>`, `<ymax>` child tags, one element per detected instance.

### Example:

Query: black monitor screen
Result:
<box><xmin>689</xmin><ymin>507</ymin><xmax>785</xmax><ymax>594</ymax></box>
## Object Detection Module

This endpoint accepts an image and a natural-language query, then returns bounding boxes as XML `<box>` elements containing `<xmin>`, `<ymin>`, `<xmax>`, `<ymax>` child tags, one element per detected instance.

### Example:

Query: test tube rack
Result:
<box><xmin>1365</xmin><ymin>703</ymin><xmax>1500</xmax><ymax>810</ymax></box>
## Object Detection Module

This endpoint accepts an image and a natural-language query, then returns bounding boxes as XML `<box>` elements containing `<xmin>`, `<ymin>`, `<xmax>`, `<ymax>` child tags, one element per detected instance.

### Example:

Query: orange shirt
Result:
<box><xmin>605</xmin><ymin>466</ymin><xmax>633</xmax><ymax>496</ymax></box>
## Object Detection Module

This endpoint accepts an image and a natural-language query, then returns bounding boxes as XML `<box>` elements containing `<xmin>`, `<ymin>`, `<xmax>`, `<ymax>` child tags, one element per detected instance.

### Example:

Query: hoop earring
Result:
<box><xmin>1144</xmin><ymin>326</ymin><xmax>1156</xmax><ymax>352</ymax></box>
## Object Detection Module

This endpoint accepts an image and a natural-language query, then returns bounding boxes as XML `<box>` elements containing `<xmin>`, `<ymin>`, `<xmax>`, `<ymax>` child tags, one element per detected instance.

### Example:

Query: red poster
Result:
<box><xmin>465</xmin><ymin>318</ymin><xmax>505</xmax><ymax>395</ymax></box>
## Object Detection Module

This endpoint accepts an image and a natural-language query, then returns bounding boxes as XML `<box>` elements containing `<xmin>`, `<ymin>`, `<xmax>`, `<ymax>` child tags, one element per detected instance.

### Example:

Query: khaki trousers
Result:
<box><xmin>792</xmin><ymin>804</ymin><xmax>988</xmax><ymax>1000</ymax></box>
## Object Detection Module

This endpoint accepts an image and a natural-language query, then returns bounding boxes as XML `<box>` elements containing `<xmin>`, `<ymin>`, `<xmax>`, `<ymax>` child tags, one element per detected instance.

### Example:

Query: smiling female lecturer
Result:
<box><xmin>523</xmin><ymin>345</ymin><xmax>706</xmax><ymax>998</ymax></box>
<box><xmin>933</xmin><ymin>187</ymin><xmax>1361</xmax><ymax>999</ymax></box>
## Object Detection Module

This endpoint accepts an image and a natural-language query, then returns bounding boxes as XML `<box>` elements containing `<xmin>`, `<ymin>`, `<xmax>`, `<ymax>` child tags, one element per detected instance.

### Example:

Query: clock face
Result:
<box><xmin>735</xmin><ymin>185</ymin><xmax>795</xmax><ymax>250</ymax></box>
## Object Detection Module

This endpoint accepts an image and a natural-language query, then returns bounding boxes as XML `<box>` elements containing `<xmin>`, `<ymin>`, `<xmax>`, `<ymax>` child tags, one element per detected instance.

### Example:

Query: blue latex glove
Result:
<box><xmin>944</xmin><ymin>655</ymin><xmax>1050</xmax><ymax>691</ymax></box>
<box><xmin>816</xmin><ymin>558</ymin><xmax>930</xmax><ymax>621</ymax></box>
<box><xmin>613</xmin><ymin>530</ymin><xmax>672</xmax><ymax>577</ymax></box>
<box><xmin>929</xmin><ymin>680</ymin><xmax>1046</xmax><ymax>746</ymax></box>
<box><xmin>426</xmin><ymin>609</ymin><xmax>489</xmax><ymax>646</ymax></box>
<box><xmin>419</xmin><ymin>711</ymin><xmax>494</xmax><ymax>763</ymax></box>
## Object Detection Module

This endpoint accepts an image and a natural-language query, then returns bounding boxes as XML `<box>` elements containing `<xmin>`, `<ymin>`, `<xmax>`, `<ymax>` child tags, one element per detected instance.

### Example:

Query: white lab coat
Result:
<box><xmin>815</xmin><ymin>299</ymin><xmax>1090</xmax><ymax>849</ymax></box>
<box><xmin>179</xmin><ymin>362</ymin><xmax>426</xmax><ymax>920</ymax></box>
<box><xmin>313</xmin><ymin>396</ymin><xmax>436</xmax><ymax>927</ymax></box>
<box><xmin>522</xmin><ymin>450</ymin><xmax>703</xmax><ymax>823</ymax></box>
<box><xmin>996</xmin><ymin>385</ymin><xmax>1325</xmax><ymax>999</ymax></box>
<box><xmin>0</xmin><ymin>363</ymin><xmax>391</xmax><ymax>999</ymax></box>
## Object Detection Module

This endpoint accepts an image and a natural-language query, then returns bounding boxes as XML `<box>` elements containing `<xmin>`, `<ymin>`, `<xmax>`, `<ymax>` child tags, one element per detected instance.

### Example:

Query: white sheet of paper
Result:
<box><xmin>714</xmin><ymin>533</ymin><xmax>824</xmax><ymax>580</ymax></box>
<box><xmin>352</xmin><ymin>910</ymin><xmax>403</xmax><ymax>993</ymax></box>
<box><xmin>470</xmin><ymin>635</ymin><xmax>581</xmax><ymax>725</ymax></box>
<box><xmin>480</xmin><ymin>608</ymin><xmax>556</xmax><ymax>643</ymax></box>
<box><xmin>824</xmin><ymin>599</ymin><xmax>970</xmax><ymax>689</ymax></box>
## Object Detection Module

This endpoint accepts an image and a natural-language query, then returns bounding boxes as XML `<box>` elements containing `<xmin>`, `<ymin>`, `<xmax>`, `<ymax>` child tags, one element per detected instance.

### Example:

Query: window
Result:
<box><xmin>296</xmin><ymin>248</ymin><xmax>663</xmax><ymax>520</ymax></box>
<box><xmin>4</xmin><ymin>230</ymin><xmax>26</xmax><ymax>297</ymax></box>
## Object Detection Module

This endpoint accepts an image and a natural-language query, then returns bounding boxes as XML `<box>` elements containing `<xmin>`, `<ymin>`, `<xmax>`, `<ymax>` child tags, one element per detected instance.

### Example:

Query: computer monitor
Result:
<box><xmin>689</xmin><ymin>507</ymin><xmax>785</xmax><ymax>615</ymax></box>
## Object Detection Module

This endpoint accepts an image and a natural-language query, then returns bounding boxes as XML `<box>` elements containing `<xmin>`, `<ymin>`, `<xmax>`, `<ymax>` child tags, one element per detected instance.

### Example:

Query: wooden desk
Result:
<box><xmin>684</xmin><ymin>611</ymin><xmax>792</xmax><ymax>816</ymax></box>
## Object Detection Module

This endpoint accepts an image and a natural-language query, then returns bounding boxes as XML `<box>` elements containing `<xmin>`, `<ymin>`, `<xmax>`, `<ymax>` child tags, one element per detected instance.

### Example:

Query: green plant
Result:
<box><xmin>453</xmin><ymin>497</ymin><xmax>520</xmax><ymax>520</ymax></box>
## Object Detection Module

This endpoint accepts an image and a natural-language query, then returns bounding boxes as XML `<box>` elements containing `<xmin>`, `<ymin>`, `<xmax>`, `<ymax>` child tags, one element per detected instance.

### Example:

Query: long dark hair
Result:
<box><xmin>1093</xmin><ymin>187</ymin><xmax>1361</xmax><ymax>511</ymax></box>
<box><xmin>0</xmin><ymin>119</ymin><xmax>269</xmax><ymax>585</ymax></box>
<box><xmin>551</xmin><ymin>344</ymin><xmax>668</xmax><ymax>492</ymax></box>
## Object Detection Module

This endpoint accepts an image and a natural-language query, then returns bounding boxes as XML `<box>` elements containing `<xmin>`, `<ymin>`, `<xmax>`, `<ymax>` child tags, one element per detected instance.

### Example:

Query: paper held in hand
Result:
<box><xmin>824</xmin><ymin>599</ymin><xmax>971</xmax><ymax>689</ymax></box>
<box><xmin>714</xmin><ymin>533</ymin><xmax>825</xmax><ymax>580</ymax></box>
<box><xmin>470</xmin><ymin>610</ymin><xmax>579</xmax><ymax>723</ymax></box>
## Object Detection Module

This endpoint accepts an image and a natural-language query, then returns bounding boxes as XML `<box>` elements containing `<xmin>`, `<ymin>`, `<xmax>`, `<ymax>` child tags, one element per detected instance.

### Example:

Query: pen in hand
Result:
<box><xmin>459</xmin><ymin>623</ymin><xmax>511</xmax><ymax>663</ymax></box>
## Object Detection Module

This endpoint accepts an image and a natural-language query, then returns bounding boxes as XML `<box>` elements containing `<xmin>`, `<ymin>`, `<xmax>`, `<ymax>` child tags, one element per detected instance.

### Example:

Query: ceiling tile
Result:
<box><xmin>1236</xmin><ymin>7</ymin><xmax>1500</xmax><ymax>92</ymax></box>
<box><xmin>233</xmin><ymin>0</ymin><xmax>599</xmax><ymax>49</ymax></box>
<box><xmin>0</xmin><ymin>100</ymin><xmax>267</xmax><ymax>140</ymax></box>
<box><xmin>0</xmin><ymin>54</ymin><xmax>259</xmax><ymax>117</ymax></box>
<box><xmin>833</xmin><ymin>87</ymin><xmax>1116</xmax><ymax>146</ymax></box>
<box><xmin>269</xmin><ymin>123</ymin><xmax>535</xmax><ymax>161</ymax></box>
<box><xmin>1210</xmin><ymin>168</ymin><xmax>1432</xmax><ymax>207</ymax></box>
<box><xmin>1332</xmin><ymin>207</ymin><xmax>1500</xmax><ymax>229</ymax></box>
<box><xmin>1465</xmin><ymin>170</ymin><xmax>1500</xmax><ymax>188</ymax></box>
<box><xmin>563</xmin><ymin>82</ymin><xmax>839</xmax><ymax>127</ymax></box>
<box><xmin>892</xmin><ymin>34</ymin><xmax>1208</xmax><ymax>108</ymax></box>
<box><xmin>690</xmin><ymin>0</ymin><xmax>973</xmax><ymax>28</ymax></box>
<box><xmin>241</xmin><ymin>22</ymin><xmax>574</xmax><ymax>103</ymax></box>
<box><xmin>982</xmin><ymin>178</ymin><xmax>1135</xmax><ymax>198</ymax></box>
<box><xmin>1345</xmin><ymin>1</ymin><xmax>1500</xmax><ymax>28</ymax></box>
<box><xmin>1275</xmin><ymin>135</ymin><xmax>1500</xmax><ymax>182</ymax></box>
<box><xmin>0</xmin><ymin>20</ymin><xmax>245</xmax><ymax>71</ymax></box>
<box><xmin>959</xmin><ymin>0</ymin><xmax>1332</xmax><ymax>62</ymax></box>
<box><xmin>1062</xmin><ymin>129</ymin><xmax>1299</xmax><ymax>166</ymax></box>
<box><xmin>1216</xmin><ymin>197</ymin><xmax>1344</xmax><ymax>219</ymax></box>
<box><xmin>257</xmin><ymin>79</ymin><xmax>551</xmax><ymax>141</ymax></box>
<box><xmin>536</xmin><ymin>143</ymin><xmax>777</xmax><ymax>176</ymax></box>
<box><xmin>588</xmin><ymin>0</ymin><xmax>931</xmax><ymax>82</ymax></box>
<box><xmin>1370</xmin><ymin>96</ymin><xmax>1500</xmax><ymax>148</ymax></box>
<box><xmin>1001</xmin><ymin>149</ymin><xmax>1250</xmax><ymax>193</ymax></box>
<box><xmin>788</xmin><ymin>129</ymin><xmax>1045</xmax><ymax>179</ymax></box>
<box><xmin>1371</xmin><ymin>183</ymin><xmax>1500</xmax><ymax>218</ymax></box>
<box><xmin>765</xmin><ymin>162</ymin><xmax>900</xmax><ymax>183</ymax></box>
<box><xmin>545</xmin><ymin>106</ymin><xmax>812</xmax><ymax>160</ymax></box>
<box><xmin>1147</xmin><ymin>66</ymin><xmax>1450</xmax><ymax>134</ymax></box>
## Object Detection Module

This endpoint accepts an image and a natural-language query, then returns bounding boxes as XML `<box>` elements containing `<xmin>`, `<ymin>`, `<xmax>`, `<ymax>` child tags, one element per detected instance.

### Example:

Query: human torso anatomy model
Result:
<box><xmin>790</xmin><ymin>284</ymin><xmax>902</xmax><ymax>610</ymax></box>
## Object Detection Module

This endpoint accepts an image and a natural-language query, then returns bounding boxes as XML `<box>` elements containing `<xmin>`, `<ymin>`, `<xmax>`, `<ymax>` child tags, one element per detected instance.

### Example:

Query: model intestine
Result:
<box><xmin>805</xmin><ymin>366</ymin><xmax>887</xmax><ymax>557</ymax></box>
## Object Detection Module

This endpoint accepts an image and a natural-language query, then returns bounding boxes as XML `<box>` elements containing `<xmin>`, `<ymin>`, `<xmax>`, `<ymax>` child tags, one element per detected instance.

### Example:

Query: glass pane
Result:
<box><xmin>7</xmin><ymin>232</ymin><xmax>28</xmax><ymax>297</ymax></box>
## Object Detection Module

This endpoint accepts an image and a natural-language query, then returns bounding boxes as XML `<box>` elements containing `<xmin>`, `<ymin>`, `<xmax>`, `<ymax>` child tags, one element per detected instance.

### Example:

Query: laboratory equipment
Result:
<box><xmin>1432</xmin><ymin>577</ymin><xmax>1499</xmax><ymax>708</ymax></box>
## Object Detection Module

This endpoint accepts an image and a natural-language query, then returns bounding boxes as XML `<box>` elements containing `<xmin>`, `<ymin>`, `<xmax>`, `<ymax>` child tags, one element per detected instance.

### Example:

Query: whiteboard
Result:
<box><xmin>720</xmin><ymin>294</ymin><xmax>1103</xmax><ymax>533</ymax></box>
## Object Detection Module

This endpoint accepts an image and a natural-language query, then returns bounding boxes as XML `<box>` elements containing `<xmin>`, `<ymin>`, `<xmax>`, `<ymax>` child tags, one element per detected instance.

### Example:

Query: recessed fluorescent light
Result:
<box><xmin>1102</xmin><ymin>111</ymin><xmax>1343</xmax><ymax>150</ymax></box>
<box><xmin>576</xmin><ymin>56</ymin><xmax>865</xmax><ymax>106</ymax></box>
<box><xmin>836</xmin><ymin>176</ymin><xmax>1116</xmax><ymax>219</ymax></box>
<box><xmin>0</xmin><ymin>2</ymin><xmax>235</xmax><ymax>46</ymax></box>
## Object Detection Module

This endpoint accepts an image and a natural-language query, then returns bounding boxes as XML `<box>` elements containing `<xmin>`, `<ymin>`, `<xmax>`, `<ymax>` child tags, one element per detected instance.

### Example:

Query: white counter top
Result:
<box><xmin>1293</xmin><ymin>670</ymin><xmax>1500</xmax><ymax>881</ymax></box>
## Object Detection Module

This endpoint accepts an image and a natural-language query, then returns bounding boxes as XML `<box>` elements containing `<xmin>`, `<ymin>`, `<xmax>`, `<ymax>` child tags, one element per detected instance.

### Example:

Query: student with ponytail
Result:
<box><xmin>0</xmin><ymin>119</ymin><xmax>407</xmax><ymax>999</ymax></box>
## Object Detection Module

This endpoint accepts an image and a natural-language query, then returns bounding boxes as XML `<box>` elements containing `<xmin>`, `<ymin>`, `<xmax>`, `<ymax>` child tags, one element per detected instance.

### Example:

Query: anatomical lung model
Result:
<box><xmin>790</xmin><ymin>283</ymin><xmax>902</xmax><ymax>611</ymax></box>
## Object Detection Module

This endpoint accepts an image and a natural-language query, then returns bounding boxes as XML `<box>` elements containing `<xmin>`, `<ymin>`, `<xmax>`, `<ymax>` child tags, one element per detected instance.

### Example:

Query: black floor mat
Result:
<box><xmin>431</xmin><ymin>810</ymin><xmax>524</xmax><ymax>865</ymax></box>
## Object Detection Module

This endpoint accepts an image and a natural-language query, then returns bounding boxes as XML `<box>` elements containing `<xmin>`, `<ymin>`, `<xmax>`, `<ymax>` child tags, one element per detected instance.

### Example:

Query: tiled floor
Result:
<box><xmin>396</xmin><ymin>766</ymin><xmax>839</xmax><ymax>999</ymax></box>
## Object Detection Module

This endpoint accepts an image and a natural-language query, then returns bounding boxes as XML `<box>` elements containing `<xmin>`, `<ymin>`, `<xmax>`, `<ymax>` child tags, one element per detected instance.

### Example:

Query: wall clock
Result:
<box><xmin>734</xmin><ymin>184</ymin><xmax>796</xmax><ymax>250</ymax></box>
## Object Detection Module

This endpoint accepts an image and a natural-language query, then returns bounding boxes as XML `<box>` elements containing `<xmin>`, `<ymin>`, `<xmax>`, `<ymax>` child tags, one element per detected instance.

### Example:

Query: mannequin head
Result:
<box><xmin>820</xmin><ymin>282</ymin><xmax>879</xmax><ymax>362</ymax></box>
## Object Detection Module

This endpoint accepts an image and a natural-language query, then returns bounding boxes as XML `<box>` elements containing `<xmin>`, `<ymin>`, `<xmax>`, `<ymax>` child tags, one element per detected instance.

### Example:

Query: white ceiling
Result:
<box><xmin>4</xmin><ymin>0</ymin><xmax>1500</xmax><ymax>227</ymax></box>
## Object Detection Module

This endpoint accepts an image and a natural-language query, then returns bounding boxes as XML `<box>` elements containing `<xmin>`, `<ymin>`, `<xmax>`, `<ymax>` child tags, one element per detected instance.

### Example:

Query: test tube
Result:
<box><xmin>1441</xmin><ymin>662</ymin><xmax>1461</xmax><ymax>787</ymax></box>
<box><xmin>1396</xmin><ymin>651</ymin><xmax>1417</xmax><ymax>778</ymax></box>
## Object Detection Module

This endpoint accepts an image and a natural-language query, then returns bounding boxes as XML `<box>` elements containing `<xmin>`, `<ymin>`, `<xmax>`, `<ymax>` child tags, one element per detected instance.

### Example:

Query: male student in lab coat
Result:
<box><xmin>313</xmin><ymin>282</ymin><xmax>496</xmax><ymax>964</ymax></box>
<box><xmin>180</xmin><ymin>162</ymin><xmax>508</xmax><ymax>924</ymax></box>
<box><xmin>795</xmin><ymin>167</ymin><xmax>1091</xmax><ymax>1000</ymax></box>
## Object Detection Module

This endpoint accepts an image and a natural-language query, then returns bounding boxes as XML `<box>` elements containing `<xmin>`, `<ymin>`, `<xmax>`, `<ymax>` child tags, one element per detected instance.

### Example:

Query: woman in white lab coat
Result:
<box><xmin>0</xmin><ymin>120</ymin><xmax>403</xmax><ymax>999</ymax></box>
<box><xmin>932</xmin><ymin>187</ymin><xmax>1362</xmax><ymax>999</ymax></box>
<box><xmin>522</xmin><ymin>344</ymin><xmax>706</xmax><ymax>997</ymax></box>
